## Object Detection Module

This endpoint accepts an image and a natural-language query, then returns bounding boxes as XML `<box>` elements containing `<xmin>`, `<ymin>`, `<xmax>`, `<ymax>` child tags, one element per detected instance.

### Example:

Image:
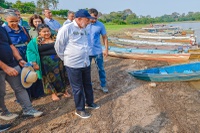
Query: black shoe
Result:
<box><xmin>75</xmin><ymin>110</ymin><xmax>91</xmax><ymax>119</ymax></box>
<box><xmin>85</xmin><ymin>103</ymin><xmax>100</xmax><ymax>109</ymax></box>
<box><xmin>0</xmin><ymin>110</ymin><xmax>18</xmax><ymax>121</ymax></box>
<box><xmin>0</xmin><ymin>123</ymin><xmax>12</xmax><ymax>132</ymax></box>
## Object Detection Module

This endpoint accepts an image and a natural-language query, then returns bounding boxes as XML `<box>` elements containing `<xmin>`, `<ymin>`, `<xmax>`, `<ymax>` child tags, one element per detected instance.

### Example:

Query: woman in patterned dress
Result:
<box><xmin>26</xmin><ymin>24</ymin><xmax>71</xmax><ymax>101</ymax></box>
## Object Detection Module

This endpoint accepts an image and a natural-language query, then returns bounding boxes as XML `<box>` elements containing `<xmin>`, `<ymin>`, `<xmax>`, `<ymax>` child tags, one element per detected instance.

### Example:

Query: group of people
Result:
<box><xmin>0</xmin><ymin>7</ymin><xmax>109</xmax><ymax>131</ymax></box>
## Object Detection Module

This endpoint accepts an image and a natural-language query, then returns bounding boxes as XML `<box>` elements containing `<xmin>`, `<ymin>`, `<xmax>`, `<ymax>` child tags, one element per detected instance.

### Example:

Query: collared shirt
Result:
<box><xmin>0</xmin><ymin>26</ymin><xmax>17</xmax><ymax>70</ymax></box>
<box><xmin>44</xmin><ymin>18</ymin><xmax>61</xmax><ymax>31</ymax></box>
<box><xmin>3</xmin><ymin>25</ymin><xmax>29</xmax><ymax>46</ymax></box>
<box><xmin>86</xmin><ymin>20</ymin><xmax>107</xmax><ymax>56</ymax></box>
<box><xmin>18</xmin><ymin>18</ymin><xmax>23</xmax><ymax>26</ymax></box>
<box><xmin>29</xmin><ymin>28</ymin><xmax>38</xmax><ymax>39</ymax></box>
<box><xmin>55</xmin><ymin>20</ymin><xmax>90</xmax><ymax>68</ymax></box>
<box><xmin>19</xmin><ymin>18</ymin><xmax>31</xmax><ymax>30</ymax></box>
<box><xmin>3</xmin><ymin>25</ymin><xmax>29</xmax><ymax>60</ymax></box>
<box><xmin>63</xmin><ymin>19</ymin><xmax>72</xmax><ymax>25</ymax></box>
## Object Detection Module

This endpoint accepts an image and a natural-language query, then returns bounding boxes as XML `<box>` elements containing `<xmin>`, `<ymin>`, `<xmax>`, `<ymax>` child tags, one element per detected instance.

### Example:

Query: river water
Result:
<box><xmin>167</xmin><ymin>22</ymin><xmax>200</xmax><ymax>43</ymax></box>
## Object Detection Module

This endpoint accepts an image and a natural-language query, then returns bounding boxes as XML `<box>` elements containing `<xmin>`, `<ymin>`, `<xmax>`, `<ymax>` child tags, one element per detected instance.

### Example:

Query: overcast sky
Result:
<box><xmin>6</xmin><ymin>0</ymin><xmax>200</xmax><ymax>17</ymax></box>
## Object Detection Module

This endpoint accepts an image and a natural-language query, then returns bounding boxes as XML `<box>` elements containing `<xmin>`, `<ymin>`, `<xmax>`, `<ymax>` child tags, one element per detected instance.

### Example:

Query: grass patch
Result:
<box><xmin>105</xmin><ymin>24</ymin><xmax>146</xmax><ymax>35</ymax></box>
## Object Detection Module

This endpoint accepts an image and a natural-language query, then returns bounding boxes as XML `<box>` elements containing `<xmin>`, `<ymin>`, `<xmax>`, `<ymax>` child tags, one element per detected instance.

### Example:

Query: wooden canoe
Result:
<box><xmin>129</xmin><ymin>62</ymin><xmax>200</xmax><ymax>82</ymax></box>
<box><xmin>137</xmin><ymin>35</ymin><xmax>190</xmax><ymax>40</ymax></box>
<box><xmin>109</xmin><ymin>38</ymin><xmax>189</xmax><ymax>46</ymax></box>
<box><xmin>108</xmin><ymin>51</ymin><xmax>190</xmax><ymax>63</ymax></box>
<box><xmin>188</xmin><ymin>49</ymin><xmax>200</xmax><ymax>60</ymax></box>
<box><xmin>164</xmin><ymin>39</ymin><xmax>190</xmax><ymax>43</ymax></box>
<box><xmin>105</xmin><ymin>46</ymin><xmax>192</xmax><ymax>63</ymax></box>
<box><xmin>142</xmin><ymin>26</ymin><xmax>181</xmax><ymax>32</ymax></box>
<box><xmin>111</xmin><ymin>41</ymin><xmax>193</xmax><ymax>51</ymax></box>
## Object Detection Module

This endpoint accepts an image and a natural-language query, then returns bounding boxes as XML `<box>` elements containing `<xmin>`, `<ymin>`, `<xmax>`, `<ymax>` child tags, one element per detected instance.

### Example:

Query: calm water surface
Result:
<box><xmin>167</xmin><ymin>22</ymin><xmax>200</xmax><ymax>43</ymax></box>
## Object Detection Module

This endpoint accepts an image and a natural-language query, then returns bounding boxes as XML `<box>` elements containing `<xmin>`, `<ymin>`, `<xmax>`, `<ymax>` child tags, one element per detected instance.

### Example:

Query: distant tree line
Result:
<box><xmin>1</xmin><ymin>1</ymin><xmax>200</xmax><ymax>24</ymax></box>
<box><xmin>98</xmin><ymin>9</ymin><xmax>200</xmax><ymax>25</ymax></box>
<box><xmin>11</xmin><ymin>0</ymin><xmax>36</xmax><ymax>14</ymax></box>
<box><xmin>0</xmin><ymin>0</ymin><xmax>12</xmax><ymax>9</ymax></box>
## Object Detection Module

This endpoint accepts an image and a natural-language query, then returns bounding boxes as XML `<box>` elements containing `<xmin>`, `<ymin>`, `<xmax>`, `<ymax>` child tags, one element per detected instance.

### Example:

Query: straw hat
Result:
<box><xmin>21</xmin><ymin>66</ymin><xmax>38</xmax><ymax>88</ymax></box>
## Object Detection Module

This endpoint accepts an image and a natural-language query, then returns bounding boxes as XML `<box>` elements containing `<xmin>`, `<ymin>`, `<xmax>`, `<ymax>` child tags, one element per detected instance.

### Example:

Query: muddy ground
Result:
<box><xmin>2</xmin><ymin>57</ymin><xmax>200</xmax><ymax>133</ymax></box>
<box><xmin>2</xmin><ymin>29</ymin><xmax>200</xmax><ymax>132</ymax></box>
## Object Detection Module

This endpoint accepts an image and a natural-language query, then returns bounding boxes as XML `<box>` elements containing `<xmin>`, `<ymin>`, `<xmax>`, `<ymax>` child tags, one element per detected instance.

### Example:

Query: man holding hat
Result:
<box><xmin>0</xmin><ymin>26</ymin><xmax>43</xmax><ymax>120</ymax></box>
<box><xmin>55</xmin><ymin>9</ymin><xmax>100</xmax><ymax>119</ymax></box>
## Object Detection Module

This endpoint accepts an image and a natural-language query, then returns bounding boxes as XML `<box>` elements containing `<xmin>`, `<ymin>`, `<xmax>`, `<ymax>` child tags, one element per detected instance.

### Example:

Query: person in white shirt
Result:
<box><xmin>55</xmin><ymin>9</ymin><xmax>100</xmax><ymax>119</ymax></box>
<box><xmin>63</xmin><ymin>11</ymin><xmax>75</xmax><ymax>25</ymax></box>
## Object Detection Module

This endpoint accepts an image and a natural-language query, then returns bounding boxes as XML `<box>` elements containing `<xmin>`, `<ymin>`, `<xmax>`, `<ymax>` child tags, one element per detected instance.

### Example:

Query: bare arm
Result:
<box><xmin>102</xmin><ymin>34</ymin><xmax>108</xmax><ymax>57</ymax></box>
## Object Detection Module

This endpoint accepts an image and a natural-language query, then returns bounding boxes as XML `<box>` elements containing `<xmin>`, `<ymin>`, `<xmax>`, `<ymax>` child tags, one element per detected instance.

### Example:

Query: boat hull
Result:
<box><xmin>106</xmin><ymin>46</ymin><xmax>200</xmax><ymax>63</ymax></box>
<box><xmin>131</xmin><ymin>72</ymin><xmax>200</xmax><ymax>82</ymax></box>
<box><xmin>129</xmin><ymin>62</ymin><xmax>200</xmax><ymax>82</ymax></box>
<box><xmin>108</xmin><ymin>51</ymin><xmax>190</xmax><ymax>63</ymax></box>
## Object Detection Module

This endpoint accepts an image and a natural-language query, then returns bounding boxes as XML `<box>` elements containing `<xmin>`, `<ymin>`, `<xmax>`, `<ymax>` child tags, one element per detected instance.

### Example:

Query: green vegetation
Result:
<box><xmin>105</xmin><ymin>24</ymin><xmax>144</xmax><ymax>31</ymax></box>
<box><xmin>12</xmin><ymin>0</ymin><xmax>35</xmax><ymax>14</ymax></box>
<box><xmin>0</xmin><ymin>0</ymin><xmax>12</xmax><ymax>8</ymax></box>
<box><xmin>0</xmin><ymin>2</ymin><xmax>8</xmax><ymax>8</ymax></box>
<box><xmin>51</xmin><ymin>9</ymin><xmax>69</xmax><ymax>18</ymax></box>
<box><xmin>99</xmin><ymin>10</ymin><xmax>200</xmax><ymax>25</ymax></box>
<box><xmin>37</xmin><ymin>0</ymin><xmax>59</xmax><ymax>10</ymax></box>
<box><xmin>105</xmin><ymin>24</ymin><xmax>146</xmax><ymax>35</ymax></box>
<box><xmin>1</xmin><ymin>0</ymin><xmax>200</xmax><ymax>26</ymax></box>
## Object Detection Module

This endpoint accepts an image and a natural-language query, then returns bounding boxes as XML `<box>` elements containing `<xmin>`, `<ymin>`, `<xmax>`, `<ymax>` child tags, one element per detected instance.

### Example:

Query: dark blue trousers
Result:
<box><xmin>65</xmin><ymin>66</ymin><xmax>94</xmax><ymax>111</ymax></box>
<box><xmin>27</xmin><ymin>79</ymin><xmax>44</xmax><ymax>100</ymax></box>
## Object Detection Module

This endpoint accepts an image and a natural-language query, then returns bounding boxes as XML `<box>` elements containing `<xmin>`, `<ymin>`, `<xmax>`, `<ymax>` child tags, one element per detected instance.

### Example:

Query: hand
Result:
<box><xmin>103</xmin><ymin>50</ymin><xmax>108</xmax><ymax>58</ymax></box>
<box><xmin>3</xmin><ymin>66</ymin><xmax>18</xmax><ymax>76</ymax></box>
<box><xmin>19</xmin><ymin>60</ymin><xmax>26</xmax><ymax>67</ymax></box>
<box><xmin>32</xmin><ymin>62</ymin><xmax>39</xmax><ymax>70</ymax></box>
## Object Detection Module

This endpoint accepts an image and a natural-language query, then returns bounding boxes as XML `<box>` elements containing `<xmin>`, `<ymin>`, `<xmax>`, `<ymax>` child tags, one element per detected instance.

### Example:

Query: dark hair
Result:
<box><xmin>29</xmin><ymin>14</ymin><xmax>44</xmax><ymax>28</ymax></box>
<box><xmin>88</xmin><ymin>8</ymin><xmax>98</xmax><ymax>16</ymax></box>
<box><xmin>43</xmin><ymin>8</ymin><xmax>50</xmax><ymax>14</ymax></box>
<box><xmin>68</xmin><ymin>10</ymin><xmax>74</xmax><ymax>16</ymax></box>
<box><xmin>36</xmin><ymin>24</ymin><xmax>50</xmax><ymax>33</ymax></box>
<box><xmin>13</xmin><ymin>9</ymin><xmax>20</xmax><ymax>12</ymax></box>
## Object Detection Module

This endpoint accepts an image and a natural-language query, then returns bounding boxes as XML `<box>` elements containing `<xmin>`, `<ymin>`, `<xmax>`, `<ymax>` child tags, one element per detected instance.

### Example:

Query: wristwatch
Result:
<box><xmin>17</xmin><ymin>59</ymin><xmax>23</xmax><ymax>63</ymax></box>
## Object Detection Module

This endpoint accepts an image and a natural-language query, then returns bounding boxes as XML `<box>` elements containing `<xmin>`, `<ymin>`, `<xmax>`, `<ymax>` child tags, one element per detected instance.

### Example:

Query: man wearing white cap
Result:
<box><xmin>0</xmin><ymin>26</ymin><xmax>43</xmax><ymax>121</ymax></box>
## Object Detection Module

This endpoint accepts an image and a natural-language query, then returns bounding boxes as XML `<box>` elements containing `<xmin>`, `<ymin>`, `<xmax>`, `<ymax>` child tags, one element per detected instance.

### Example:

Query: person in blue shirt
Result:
<box><xmin>3</xmin><ymin>12</ymin><xmax>44</xmax><ymax>100</ymax></box>
<box><xmin>0</xmin><ymin>26</ymin><xmax>43</xmax><ymax>120</ymax></box>
<box><xmin>15</xmin><ymin>9</ymin><xmax>31</xmax><ymax>31</ymax></box>
<box><xmin>3</xmin><ymin>12</ymin><xmax>30</xmax><ymax>61</ymax></box>
<box><xmin>44</xmin><ymin>9</ymin><xmax>61</xmax><ymax>33</ymax></box>
<box><xmin>87</xmin><ymin>8</ymin><xmax>109</xmax><ymax>93</ymax></box>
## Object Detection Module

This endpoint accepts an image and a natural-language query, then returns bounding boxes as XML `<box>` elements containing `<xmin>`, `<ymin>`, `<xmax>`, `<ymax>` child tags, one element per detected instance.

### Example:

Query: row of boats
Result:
<box><xmin>107</xmin><ymin>26</ymin><xmax>200</xmax><ymax>83</ymax></box>
<box><xmin>108</xmin><ymin>37</ymin><xmax>199</xmax><ymax>64</ymax></box>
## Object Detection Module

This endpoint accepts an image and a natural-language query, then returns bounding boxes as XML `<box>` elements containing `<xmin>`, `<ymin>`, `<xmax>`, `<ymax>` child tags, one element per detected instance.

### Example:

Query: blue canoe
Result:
<box><xmin>105</xmin><ymin>45</ymin><xmax>180</xmax><ymax>54</ymax></box>
<box><xmin>129</xmin><ymin>62</ymin><xmax>200</xmax><ymax>82</ymax></box>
